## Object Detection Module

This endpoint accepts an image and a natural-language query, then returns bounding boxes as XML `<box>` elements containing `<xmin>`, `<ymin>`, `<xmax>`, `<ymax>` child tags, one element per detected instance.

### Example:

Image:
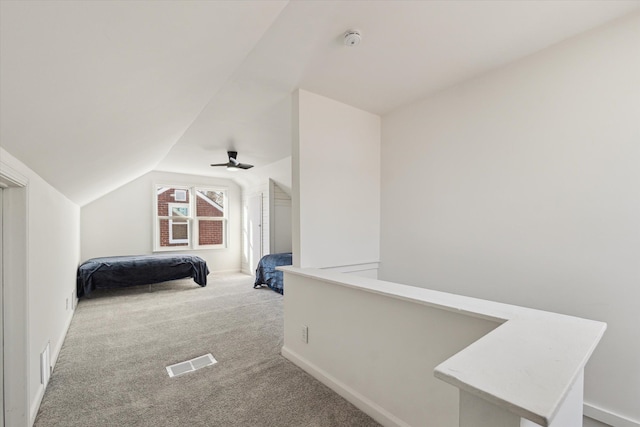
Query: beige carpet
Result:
<box><xmin>34</xmin><ymin>273</ymin><xmax>380</xmax><ymax>427</ymax></box>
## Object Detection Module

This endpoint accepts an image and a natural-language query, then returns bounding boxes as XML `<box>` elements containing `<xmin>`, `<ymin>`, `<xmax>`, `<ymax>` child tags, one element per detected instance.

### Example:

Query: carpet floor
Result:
<box><xmin>34</xmin><ymin>273</ymin><xmax>380</xmax><ymax>427</ymax></box>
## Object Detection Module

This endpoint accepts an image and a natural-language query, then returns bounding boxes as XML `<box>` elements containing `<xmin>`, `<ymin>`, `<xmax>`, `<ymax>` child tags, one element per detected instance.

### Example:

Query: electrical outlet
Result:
<box><xmin>66</xmin><ymin>298</ymin><xmax>69</xmax><ymax>310</ymax></box>
<box><xmin>71</xmin><ymin>291</ymin><xmax>75</xmax><ymax>310</ymax></box>
<box><xmin>301</xmin><ymin>325</ymin><xmax>308</xmax><ymax>344</ymax></box>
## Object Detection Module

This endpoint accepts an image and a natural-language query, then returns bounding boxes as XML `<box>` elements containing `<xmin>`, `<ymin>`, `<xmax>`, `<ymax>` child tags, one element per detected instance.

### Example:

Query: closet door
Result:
<box><xmin>248</xmin><ymin>193</ymin><xmax>263</xmax><ymax>272</ymax></box>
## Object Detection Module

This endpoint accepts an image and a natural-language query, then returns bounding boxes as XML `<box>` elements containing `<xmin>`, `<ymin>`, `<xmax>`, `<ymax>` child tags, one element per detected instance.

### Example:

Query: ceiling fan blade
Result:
<box><xmin>211</xmin><ymin>151</ymin><xmax>252</xmax><ymax>169</ymax></box>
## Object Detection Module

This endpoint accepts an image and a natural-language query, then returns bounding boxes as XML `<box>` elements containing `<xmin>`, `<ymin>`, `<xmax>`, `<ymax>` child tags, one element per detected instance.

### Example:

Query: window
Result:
<box><xmin>155</xmin><ymin>186</ymin><xmax>227</xmax><ymax>250</ymax></box>
<box><xmin>168</xmin><ymin>203</ymin><xmax>189</xmax><ymax>244</ymax></box>
<box><xmin>195</xmin><ymin>189</ymin><xmax>225</xmax><ymax>246</ymax></box>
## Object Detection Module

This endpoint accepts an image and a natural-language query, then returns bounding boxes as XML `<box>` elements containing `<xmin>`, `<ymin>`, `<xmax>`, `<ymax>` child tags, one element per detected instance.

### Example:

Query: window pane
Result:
<box><xmin>159</xmin><ymin>219</ymin><xmax>189</xmax><ymax>247</ymax></box>
<box><xmin>199</xmin><ymin>220</ymin><xmax>223</xmax><ymax>246</ymax></box>
<box><xmin>196</xmin><ymin>190</ymin><xmax>224</xmax><ymax>217</ymax></box>
<box><xmin>170</xmin><ymin>205</ymin><xmax>189</xmax><ymax>217</ymax></box>
<box><xmin>172</xmin><ymin>220</ymin><xmax>188</xmax><ymax>240</ymax></box>
<box><xmin>157</xmin><ymin>187</ymin><xmax>190</xmax><ymax>216</ymax></box>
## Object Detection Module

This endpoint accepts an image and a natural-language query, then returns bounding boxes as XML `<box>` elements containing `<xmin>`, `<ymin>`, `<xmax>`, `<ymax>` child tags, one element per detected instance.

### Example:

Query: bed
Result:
<box><xmin>77</xmin><ymin>254</ymin><xmax>209</xmax><ymax>297</ymax></box>
<box><xmin>253</xmin><ymin>252</ymin><xmax>292</xmax><ymax>294</ymax></box>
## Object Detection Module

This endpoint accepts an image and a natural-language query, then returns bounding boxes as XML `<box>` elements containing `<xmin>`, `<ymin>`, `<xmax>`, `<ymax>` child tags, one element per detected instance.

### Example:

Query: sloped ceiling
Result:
<box><xmin>1</xmin><ymin>0</ymin><xmax>638</xmax><ymax>206</ymax></box>
<box><xmin>0</xmin><ymin>0</ymin><xmax>288</xmax><ymax>205</ymax></box>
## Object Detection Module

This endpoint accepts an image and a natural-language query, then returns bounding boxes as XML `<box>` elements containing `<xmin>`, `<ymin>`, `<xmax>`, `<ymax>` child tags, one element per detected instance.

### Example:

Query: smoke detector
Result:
<box><xmin>344</xmin><ymin>30</ymin><xmax>361</xmax><ymax>47</ymax></box>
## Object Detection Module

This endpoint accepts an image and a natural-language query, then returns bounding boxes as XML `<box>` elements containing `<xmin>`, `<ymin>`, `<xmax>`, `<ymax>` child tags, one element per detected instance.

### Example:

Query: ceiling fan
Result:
<box><xmin>210</xmin><ymin>151</ymin><xmax>254</xmax><ymax>171</ymax></box>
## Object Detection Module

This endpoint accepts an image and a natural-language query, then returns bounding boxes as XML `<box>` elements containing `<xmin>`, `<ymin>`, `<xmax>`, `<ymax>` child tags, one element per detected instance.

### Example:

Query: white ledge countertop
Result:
<box><xmin>279</xmin><ymin>266</ymin><xmax>607</xmax><ymax>427</ymax></box>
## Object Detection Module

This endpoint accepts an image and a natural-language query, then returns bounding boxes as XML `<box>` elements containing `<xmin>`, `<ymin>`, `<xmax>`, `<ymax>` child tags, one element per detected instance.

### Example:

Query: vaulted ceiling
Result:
<box><xmin>1</xmin><ymin>0</ymin><xmax>638</xmax><ymax>205</ymax></box>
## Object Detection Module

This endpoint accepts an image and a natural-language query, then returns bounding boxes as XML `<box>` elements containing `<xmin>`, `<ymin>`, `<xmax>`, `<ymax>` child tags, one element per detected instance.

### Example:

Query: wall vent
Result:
<box><xmin>166</xmin><ymin>353</ymin><xmax>217</xmax><ymax>378</ymax></box>
<box><xmin>40</xmin><ymin>342</ymin><xmax>51</xmax><ymax>386</ymax></box>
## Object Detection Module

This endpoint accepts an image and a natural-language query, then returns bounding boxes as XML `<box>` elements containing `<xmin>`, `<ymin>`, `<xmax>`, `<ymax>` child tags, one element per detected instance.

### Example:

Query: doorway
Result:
<box><xmin>0</xmin><ymin>165</ymin><xmax>28</xmax><ymax>427</ymax></box>
<box><xmin>247</xmin><ymin>194</ymin><xmax>263</xmax><ymax>273</ymax></box>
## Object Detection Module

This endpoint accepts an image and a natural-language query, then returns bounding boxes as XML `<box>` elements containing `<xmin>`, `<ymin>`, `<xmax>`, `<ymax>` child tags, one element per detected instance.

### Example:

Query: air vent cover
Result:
<box><xmin>166</xmin><ymin>353</ymin><xmax>217</xmax><ymax>378</ymax></box>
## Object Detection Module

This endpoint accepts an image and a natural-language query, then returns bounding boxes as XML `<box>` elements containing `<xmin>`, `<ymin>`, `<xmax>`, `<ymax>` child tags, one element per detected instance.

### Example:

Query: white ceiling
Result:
<box><xmin>1</xmin><ymin>0</ymin><xmax>638</xmax><ymax>205</ymax></box>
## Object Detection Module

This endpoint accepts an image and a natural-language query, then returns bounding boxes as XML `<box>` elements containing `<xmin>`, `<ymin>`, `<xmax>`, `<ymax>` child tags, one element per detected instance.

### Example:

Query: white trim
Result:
<box><xmin>0</xmin><ymin>161</ymin><xmax>29</xmax><ymax>187</ymax></box>
<box><xmin>0</xmin><ymin>167</ymin><xmax>29</xmax><ymax>427</ymax></box>
<box><xmin>281</xmin><ymin>346</ymin><xmax>410</xmax><ymax>427</ymax></box>
<box><xmin>167</xmin><ymin>202</ymin><xmax>190</xmax><ymax>245</ymax></box>
<box><xmin>213</xmin><ymin>268</ymin><xmax>243</xmax><ymax>274</ymax></box>
<box><xmin>167</xmin><ymin>202</ymin><xmax>189</xmax><ymax>218</ymax></box>
<box><xmin>194</xmin><ymin>187</ymin><xmax>227</xmax><ymax>249</ymax></box>
<box><xmin>168</xmin><ymin>219</ymin><xmax>189</xmax><ymax>245</ymax></box>
<box><xmin>584</xmin><ymin>403</ymin><xmax>640</xmax><ymax>427</ymax></box>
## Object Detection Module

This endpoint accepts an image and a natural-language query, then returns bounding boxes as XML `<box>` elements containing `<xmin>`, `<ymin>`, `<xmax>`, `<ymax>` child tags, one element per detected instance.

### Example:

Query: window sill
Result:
<box><xmin>153</xmin><ymin>246</ymin><xmax>227</xmax><ymax>252</ymax></box>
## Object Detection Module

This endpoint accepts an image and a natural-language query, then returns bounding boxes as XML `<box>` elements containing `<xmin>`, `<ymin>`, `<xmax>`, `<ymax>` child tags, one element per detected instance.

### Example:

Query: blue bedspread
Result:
<box><xmin>77</xmin><ymin>254</ymin><xmax>209</xmax><ymax>297</ymax></box>
<box><xmin>254</xmin><ymin>252</ymin><xmax>292</xmax><ymax>294</ymax></box>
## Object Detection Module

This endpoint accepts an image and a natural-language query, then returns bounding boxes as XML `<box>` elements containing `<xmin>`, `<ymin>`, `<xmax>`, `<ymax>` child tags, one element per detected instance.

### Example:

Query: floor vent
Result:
<box><xmin>166</xmin><ymin>353</ymin><xmax>217</xmax><ymax>378</ymax></box>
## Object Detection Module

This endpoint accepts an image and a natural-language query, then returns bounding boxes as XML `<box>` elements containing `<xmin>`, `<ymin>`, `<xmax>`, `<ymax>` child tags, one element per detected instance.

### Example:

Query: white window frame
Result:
<box><xmin>167</xmin><ymin>202</ymin><xmax>190</xmax><ymax>244</ymax></box>
<box><xmin>195</xmin><ymin>188</ymin><xmax>228</xmax><ymax>249</ymax></box>
<box><xmin>153</xmin><ymin>185</ymin><xmax>228</xmax><ymax>251</ymax></box>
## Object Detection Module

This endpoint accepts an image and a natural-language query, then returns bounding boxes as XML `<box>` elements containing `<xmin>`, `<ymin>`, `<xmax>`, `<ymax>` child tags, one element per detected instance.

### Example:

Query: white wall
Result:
<box><xmin>234</xmin><ymin>156</ymin><xmax>292</xmax><ymax>196</ymax></box>
<box><xmin>81</xmin><ymin>170</ymin><xmax>242</xmax><ymax>273</ymax></box>
<box><xmin>293</xmin><ymin>89</ymin><xmax>381</xmax><ymax>269</ymax></box>
<box><xmin>282</xmin><ymin>270</ymin><xmax>498</xmax><ymax>427</ymax></box>
<box><xmin>1</xmin><ymin>147</ymin><xmax>80</xmax><ymax>425</ymax></box>
<box><xmin>379</xmin><ymin>13</ymin><xmax>640</xmax><ymax>424</ymax></box>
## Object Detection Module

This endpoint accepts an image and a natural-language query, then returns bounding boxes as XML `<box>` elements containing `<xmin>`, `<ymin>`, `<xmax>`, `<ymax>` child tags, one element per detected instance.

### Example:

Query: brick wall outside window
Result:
<box><xmin>156</xmin><ymin>187</ymin><xmax>226</xmax><ymax>248</ymax></box>
<box><xmin>199</xmin><ymin>220</ymin><xmax>223</xmax><ymax>245</ymax></box>
<box><xmin>158</xmin><ymin>188</ymin><xmax>190</xmax><ymax>247</ymax></box>
<box><xmin>196</xmin><ymin>194</ymin><xmax>223</xmax><ymax>217</ymax></box>
<box><xmin>197</xmin><ymin>191</ymin><xmax>224</xmax><ymax>245</ymax></box>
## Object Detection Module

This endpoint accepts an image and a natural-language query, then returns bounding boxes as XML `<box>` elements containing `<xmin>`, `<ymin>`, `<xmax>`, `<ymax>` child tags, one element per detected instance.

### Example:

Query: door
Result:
<box><xmin>248</xmin><ymin>194</ymin><xmax>263</xmax><ymax>272</ymax></box>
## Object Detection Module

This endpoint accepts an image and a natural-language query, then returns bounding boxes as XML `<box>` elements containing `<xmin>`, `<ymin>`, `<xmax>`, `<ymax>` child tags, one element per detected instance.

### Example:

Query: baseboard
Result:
<box><xmin>29</xmin><ymin>308</ymin><xmax>76</xmax><ymax>426</ymax></box>
<box><xmin>283</xmin><ymin>346</ymin><xmax>640</xmax><ymax>427</ymax></box>
<box><xmin>240</xmin><ymin>266</ymin><xmax>255</xmax><ymax>276</ymax></box>
<box><xmin>211</xmin><ymin>268</ymin><xmax>244</xmax><ymax>275</ymax></box>
<box><xmin>584</xmin><ymin>402</ymin><xmax>640</xmax><ymax>427</ymax></box>
<box><xmin>281</xmin><ymin>346</ymin><xmax>409</xmax><ymax>427</ymax></box>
